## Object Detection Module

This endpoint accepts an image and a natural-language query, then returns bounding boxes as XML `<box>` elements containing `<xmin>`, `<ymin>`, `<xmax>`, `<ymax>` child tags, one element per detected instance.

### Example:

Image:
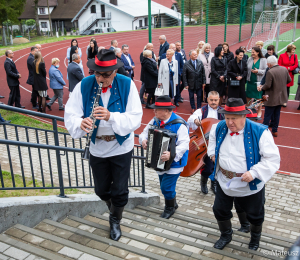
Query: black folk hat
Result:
<box><xmin>218</xmin><ymin>98</ymin><xmax>251</xmax><ymax>115</ymax></box>
<box><xmin>87</xmin><ymin>49</ymin><xmax>124</xmax><ymax>72</ymax></box>
<box><xmin>246</xmin><ymin>107</ymin><xmax>262</xmax><ymax>121</ymax></box>
<box><xmin>149</xmin><ymin>95</ymin><xmax>176</xmax><ymax>109</ymax></box>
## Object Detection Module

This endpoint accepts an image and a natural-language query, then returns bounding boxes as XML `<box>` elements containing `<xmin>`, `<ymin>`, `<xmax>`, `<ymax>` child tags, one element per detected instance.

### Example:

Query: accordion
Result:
<box><xmin>145</xmin><ymin>127</ymin><xmax>177</xmax><ymax>171</ymax></box>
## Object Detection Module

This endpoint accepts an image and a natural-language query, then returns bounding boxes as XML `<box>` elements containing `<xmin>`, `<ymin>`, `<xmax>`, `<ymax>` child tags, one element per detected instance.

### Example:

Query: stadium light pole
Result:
<box><xmin>206</xmin><ymin>0</ymin><xmax>209</xmax><ymax>43</ymax></box>
<box><xmin>239</xmin><ymin>0</ymin><xmax>244</xmax><ymax>42</ymax></box>
<box><xmin>181</xmin><ymin>0</ymin><xmax>184</xmax><ymax>48</ymax></box>
<box><xmin>261</xmin><ymin>0</ymin><xmax>265</xmax><ymax>33</ymax></box>
<box><xmin>224</xmin><ymin>0</ymin><xmax>228</xmax><ymax>42</ymax></box>
<box><xmin>148</xmin><ymin>0</ymin><xmax>152</xmax><ymax>43</ymax></box>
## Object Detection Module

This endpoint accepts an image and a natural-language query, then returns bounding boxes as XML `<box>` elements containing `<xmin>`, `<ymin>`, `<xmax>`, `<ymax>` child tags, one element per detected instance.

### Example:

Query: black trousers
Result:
<box><xmin>263</xmin><ymin>105</ymin><xmax>281</xmax><ymax>133</ymax></box>
<box><xmin>7</xmin><ymin>85</ymin><xmax>21</xmax><ymax>107</ymax></box>
<box><xmin>213</xmin><ymin>181</ymin><xmax>265</xmax><ymax>226</ymax></box>
<box><xmin>30</xmin><ymin>85</ymin><xmax>39</xmax><ymax>107</ymax></box>
<box><xmin>201</xmin><ymin>156</ymin><xmax>214</xmax><ymax>178</ymax></box>
<box><xmin>90</xmin><ymin>150</ymin><xmax>132</xmax><ymax>207</ymax></box>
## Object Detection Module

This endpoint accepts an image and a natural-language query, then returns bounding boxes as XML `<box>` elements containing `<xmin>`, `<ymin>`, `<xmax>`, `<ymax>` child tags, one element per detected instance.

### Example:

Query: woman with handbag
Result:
<box><xmin>227</xmin><ymin>49</ymin><xmax>247</xmax><ymax>104</ymax></box>
<box><xmin>158</xmin><ymin>49</ymin><xmax>178</xmax><ymax>100</ymax></box>
<box><xmin>246</xmin><ymin>47</ymin><xmax>267</xmax><ymax>117</ymax></box>
<box><xmin>141</xmin><ymin>50</ymin><xmax>158</xmax><ymax>108</ymax></box>
<box><xmin>210</xmin><ymin>46</ymin><xmax>227</xmax><ymax>106</ymax></box>
<box><xmin>198</xmin><ymin>43</ymin><xmax>214</xmax><ymax>103</ymax></box>
<box><xmin>278</xmin><ymin>44</ymin><xmax>298</xmax><ymax>107</ymax></box>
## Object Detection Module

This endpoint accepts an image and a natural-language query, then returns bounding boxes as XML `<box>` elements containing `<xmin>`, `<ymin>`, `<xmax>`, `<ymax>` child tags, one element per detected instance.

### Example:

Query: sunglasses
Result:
<box><xmin>94</xmin><ymin>70</ymin><xmax>115</xmax><ymax>78</ymax></box>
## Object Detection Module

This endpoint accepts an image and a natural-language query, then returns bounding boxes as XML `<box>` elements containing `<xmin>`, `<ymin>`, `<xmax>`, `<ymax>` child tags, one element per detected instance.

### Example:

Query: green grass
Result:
<box><xmin>0</xmin><ymin>109</ymin><xmax>67</xmax><ymax>133</ymax></box>
<box><xmin>0</xmin><ymin>171</ymin><xmax>85</xmax><ymax>198</ymax></box>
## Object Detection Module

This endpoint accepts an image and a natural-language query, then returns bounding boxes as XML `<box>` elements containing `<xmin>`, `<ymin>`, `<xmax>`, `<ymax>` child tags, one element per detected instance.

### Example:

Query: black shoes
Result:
<box><xmin>141</xmin><ymin>100</ymin><xmax>146</xmax><ymax>105</ymax></box>
<box><xmin>214</xmin><ymin>220</ymin><xmax>233</xmax><ymax>250</ymax></box>
<box><xmin>297</xmin><ymin>105</ymin><xmax>300</xmax><ymax>110</ymax></box>
<box><xmin>109</xmin><ymin>204</ymin><xmax>124</xmax><ymax>241</ymax></box>
<box><xmin>145</xmin><ymin>104</ymin><xmax>151</xmax><ymax>109</ymax></box>
<box><xmin>175</xmin><ymin>102</ymin><xmax>179</xmax><ymax>107</ymax></box>
<box><xmin>237</xmin><ymin>212</ymin><xmax>250</xmax><ymax>233</ymax></box>
<box><xmin>249</xmin><ymin>224</ymin><xmax>262</xmax><ymax>251</ymax></box>
<box><xmin>160</xmin><ymin>197</ymin><xmax>178</xmax><ymax>219</ymax></box>
<box><xmin>32</xmin><ymin>105</ymin><xmax>39</xmax><ymax>109</ymax></box>
<box><xmin>0</xmin><ymin>95</ymin><xmax>5</xmax><ymax>99</ymax></box>
<box><xmin>47</xmin><ymin>104</ymin><xmax>52</xmax><ymax>111</ymax></box>
<box><xmin>59</xmin><ymin>107</ymin><xmax>64</xmax><ymax>111</ymax></box>
<box><xmin>210</xmin><ymin>180</ymin><xmax>217</xmax><ymax>194</ymax></box>
<box><xmin>46</xmin><ymin>95</ymin><xmax>51</xmax><ymax>101</ymax></box>
<box><xmin>200</xmin><ymin>175</ymin><xmax>208</xmax><ymax>194</ymax></box>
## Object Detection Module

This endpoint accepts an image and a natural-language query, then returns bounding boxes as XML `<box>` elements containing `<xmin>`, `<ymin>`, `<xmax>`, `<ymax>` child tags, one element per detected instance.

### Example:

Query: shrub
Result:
<box><xmin>64</xmin><ymin>28</ymin><xmax>67</xmax><ymax>36</ymax></box>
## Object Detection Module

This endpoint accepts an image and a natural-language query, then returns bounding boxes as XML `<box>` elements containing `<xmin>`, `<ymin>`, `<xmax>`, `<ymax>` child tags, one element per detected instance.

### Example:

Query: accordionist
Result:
<box><xmin>139</xmin><ymin>95</ymin><xmax>189</xmax><ymax>219</ymax></box>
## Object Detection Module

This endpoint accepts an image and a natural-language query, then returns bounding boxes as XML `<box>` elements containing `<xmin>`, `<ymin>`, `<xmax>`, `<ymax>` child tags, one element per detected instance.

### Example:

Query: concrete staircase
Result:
<box><xmin>0</xmin><ymin>205</ymin><xmax>293</xmax><ymax>260</ymax></box>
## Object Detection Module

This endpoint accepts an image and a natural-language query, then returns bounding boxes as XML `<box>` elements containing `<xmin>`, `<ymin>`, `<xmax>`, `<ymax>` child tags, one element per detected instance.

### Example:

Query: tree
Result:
<box><xmin>47</xmin><ymin>0</ymin><xmax>53</xmax><ymax>36</ymax></box>
<box><xmin>33</xmin><ymin>0</ymin><xmax>42</xmax><ymax>36</ymax></box>
<box><xmin>176</xmin><ymin>0</ymin><xmax>200</xmax><ymax>25</ymax></box>
<box><xmin>26</xmin><ymin>19</ymin><xmax>36</xmax><ymax>41</ymax></box>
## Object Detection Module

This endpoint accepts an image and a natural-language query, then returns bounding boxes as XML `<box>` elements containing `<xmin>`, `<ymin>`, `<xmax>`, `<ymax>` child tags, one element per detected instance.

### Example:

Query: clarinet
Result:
<box><xmin>82</xmin><ymin>82</ymin><xmax>103</xmax><ymax>160</ymax></box>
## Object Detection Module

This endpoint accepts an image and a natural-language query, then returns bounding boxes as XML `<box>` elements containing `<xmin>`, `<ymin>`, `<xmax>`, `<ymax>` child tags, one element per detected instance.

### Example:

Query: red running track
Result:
<box><xmin>0</xmin><ymin>27</ymin><xmax>300</xmax><ymax>176</ymax></box>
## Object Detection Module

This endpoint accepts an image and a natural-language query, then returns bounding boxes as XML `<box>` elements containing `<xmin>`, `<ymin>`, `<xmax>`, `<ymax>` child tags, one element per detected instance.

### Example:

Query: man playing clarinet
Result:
<box><xmin>64</xmin><ymin>49</ymin><xmax>143</xmax><ymax>241</ymax></box>
<box><xmin>207</xmin><ymin>98</ymin><xmax>280</xmax><ymax>251</ymax></box>
<box><xmin>187</xmin><ymin>91</ymin><xmax>224</xmax><ymax>194</ymax></box>
<box><xmin>139</xmin><ymin>96</ymin><xmax>189</xmax><ymax>219</ymax></box>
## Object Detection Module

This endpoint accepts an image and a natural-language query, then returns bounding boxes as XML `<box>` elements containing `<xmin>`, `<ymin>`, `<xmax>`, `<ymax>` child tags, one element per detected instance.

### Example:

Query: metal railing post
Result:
<box><xmin>293</xmin><ymin>7</ymin><xmax>298</xmax><ymax>42</ymax></box>
<box><xmin>140</xmin><ymin>147</ymin><xmax>146</xmax><ymax>193</ymax></box>
<box><xmin>224</xmin><ymin>0</ymin><xmax>228</xmax><ymax>42</ymax></box>
<box><xmin>205</xmin><ymin>0</ymin><xmax>209</xmax><ymax>43</ymax></box>
<box><xmin>251</xmin><ymin>0</ymin><xmax>256</xmax><ymax>35</ymax></box>
<box><xmin>239</xmin><ymin>0</ymin><xmax>243</xmax><ymax>42</ymax></box>
<box><xmin>275</xmin><ymin>10</ymin><xmax>282</xmax><ymax>54</ymax></box>
<box><xmin>181</xmin><ymin>0</ymin><xmax>184</xmax><ymax>49</ymax></box>
<box><xmin>148</xmin><ymin>0</ymin><xmax>152</xmax><ymax>42</ymax></box>
<box><xmin>52</xmin><ymin>119</ymin><xmax>66</xmax><ymax>198</ymax></box>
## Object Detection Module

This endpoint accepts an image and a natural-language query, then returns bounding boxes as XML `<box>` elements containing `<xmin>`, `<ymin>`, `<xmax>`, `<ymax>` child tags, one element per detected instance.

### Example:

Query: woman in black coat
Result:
<box><xmin>223</xmin><ymin>42</ymin><xmax>234</xmax><ymax>64</ymax></box>
<box><xmin>141</xmin><ymin>50</ymin><xmax>158</xmax><ymax>108</ymax></box>
<box><xmin>33</xmin><ymin>51</ymin><xmax>48</xmax><ymax>113</ymax></box>
<box><xmin>87</xmin><ymin>40</ymin><xmax>98</xmax><ymax>59</ymax></box>
<box><xmin>227</xmin><ymin>49</ymin><xmax>248</xmax><ymax>104</ymax></box>
<box><xmin>210</xmin><ymin>46</ymin><xmax>227</xmax><ymax>105</ymax></box>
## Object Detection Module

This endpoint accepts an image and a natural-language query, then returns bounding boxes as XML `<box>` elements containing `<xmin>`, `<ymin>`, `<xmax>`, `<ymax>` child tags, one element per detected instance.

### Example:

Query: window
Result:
<box><xmin>104</xmin><ymin>22</ymin><xmax>106</xmax><ymax>27</ymax></box>
<box><xmin>110</xmin><ymin>0</ymin><xmax>117</xmax><ymax>5</ymax></box>
<box><xmin>96</xmin><ymin>21</ymin><xmax>98</xmax><ymax>27</ymax></box>
<box><xmin>139</xmin><ymin>20</ymin><xmax>143</xmax><ymax>27</ymax></box>
<box><xmin>41</xmin><ymin>22</ymin><xmax>48</xmax><ymax>28</ymax></box>
<box><xmin>39</xmin><ymin>8</ymin><xmax>46</xmax><ymax>14</ymax></box>
<box><xmin>144</xmin><ymin>18</ymin><xmax>148</xmax><ymax>26</ymax></box>
<box><xmin>108</xmin><ymin>22</ymin><xmax>110</xmax><ymax>27</ymax></box>
<box><xmin>277</xmin><ymin>0</ymin><xmax>288</xmax><ymax>4</ymax></box>
<box><xmin>91</xmin><ymin>5</ymin><xmax>96</xmax><ymax>13</ymax></box>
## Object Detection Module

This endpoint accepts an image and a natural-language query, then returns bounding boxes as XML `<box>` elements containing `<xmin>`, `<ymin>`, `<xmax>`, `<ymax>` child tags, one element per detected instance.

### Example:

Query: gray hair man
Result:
<box><xmin>158</xmin><ymin>35</ymin><xmax>169</xmax><ymax>61</ymax></box>
<box><xmin>114</xmin><ymin>48</ymin><xmax>128</xmax><ymax>76</ymax></box>
<box><xmin>67</xmin><ymin>53</ymin><xmax>84</xmax><ymax>94</ymax></box>
<box><xmin>258</xmin><ymin>55</ymin><xmax>291</xmax><ymax>137</ymax></box>
<box><xmin>121</xmin><ymin>44</ymin><xmax>135</xmax><ymax>79</ymax></box>
<box><xmin>109</xmin><ymin>40</ymin><xmax>118</xmax><ymax>51</ymax></box>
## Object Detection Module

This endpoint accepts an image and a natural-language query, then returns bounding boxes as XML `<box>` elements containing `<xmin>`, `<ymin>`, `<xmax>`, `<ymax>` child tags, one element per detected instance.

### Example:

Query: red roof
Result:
<box><xmin>152</xmin><ymin>0</ymin><xmax>177</xmax><ymax>9</ymax></box>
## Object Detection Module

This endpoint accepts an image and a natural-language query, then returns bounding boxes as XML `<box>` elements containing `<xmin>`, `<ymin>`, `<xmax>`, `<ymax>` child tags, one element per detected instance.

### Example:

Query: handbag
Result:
<box><xmin>292</xmin><ymin>54</ymin><xmax>299</xmax><ymax>74</ymax></box>
<box><xmin>155</xmin><ymin>84</ymin><xmax>164</xmax><ymax>96</ymax></box>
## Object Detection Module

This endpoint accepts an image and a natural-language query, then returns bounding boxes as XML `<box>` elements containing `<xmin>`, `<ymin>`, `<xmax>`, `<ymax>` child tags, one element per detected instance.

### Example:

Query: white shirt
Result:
<box><xmin>139</xmin><ymin>115</ymin><xmax>190</xmax><ymax>175</ymax></box>
<box><xmin>187</xmin><ymin>105</ymin><xmax>219</xmax><ymax>130</ymax></box>
<box><xmin>124</xmin><ymin>54</ymin><xmax>132</xmax><ymax>66</ymax></box>
<box><xmin>180</xmin><ymin>50</ymin><xmax>186</xmax><ymax>63</ymax></box>
<box><xmin>207</xmin><ymin>123</ymin><xmax>280</xmax><ymax>197</ymax></box>
<box><xmin>64</xmin><ymin>80</ymin><xmax>143</xmax><ymax>158</ymax></box>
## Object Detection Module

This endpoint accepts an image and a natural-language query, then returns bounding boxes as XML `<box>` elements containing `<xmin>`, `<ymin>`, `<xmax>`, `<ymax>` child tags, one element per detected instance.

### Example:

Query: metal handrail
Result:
<box><xmin>79</xmin><ymin>12</ymin><xmax>111</xmax><ymax>33</ymax></box>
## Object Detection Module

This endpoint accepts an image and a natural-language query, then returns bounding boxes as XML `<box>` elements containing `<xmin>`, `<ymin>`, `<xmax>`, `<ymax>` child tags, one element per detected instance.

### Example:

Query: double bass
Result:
<box><xmin>180</xmin><ymin>118</ymin><xmax>219</xmax><ymax>177</ymax></box>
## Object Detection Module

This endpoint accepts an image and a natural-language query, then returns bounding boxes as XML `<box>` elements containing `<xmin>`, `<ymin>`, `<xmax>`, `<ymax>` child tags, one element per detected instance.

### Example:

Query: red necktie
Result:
<box><xmin>230</xmin><ymin>132</ymin><xmax>239</xmax><ymax>136</ymax></box>
<box><xmin>102</xmin><ymin>85</ymin><xmax>112</xmax><ymax>93</ymax></box>
<box><xmin>160</xmin><ymin>121</ymin><xmax>165</xmax><ymax>128</ymax></box>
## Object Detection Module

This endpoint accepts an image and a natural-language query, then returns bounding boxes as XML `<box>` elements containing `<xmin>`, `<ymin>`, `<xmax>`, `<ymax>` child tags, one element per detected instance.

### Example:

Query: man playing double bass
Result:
<box><xmin>187</xmin><ymin>91</ymin><xmax>224</xmax><ymax>194</ymax></box>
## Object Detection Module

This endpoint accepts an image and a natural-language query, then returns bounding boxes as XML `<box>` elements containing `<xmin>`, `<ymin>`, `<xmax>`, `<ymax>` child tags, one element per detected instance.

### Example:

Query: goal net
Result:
<box><xmin>246</xmin><ymin>4</ymin><xmax>298</xmax><ymax>52</ymax></box>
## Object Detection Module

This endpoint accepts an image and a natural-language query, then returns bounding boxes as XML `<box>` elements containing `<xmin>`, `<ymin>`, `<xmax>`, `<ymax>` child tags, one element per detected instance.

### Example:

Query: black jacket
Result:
<box><xmin>265</xmin><ymin>53</ymin><xmax>278</xmax><ymax>59</ymax></box>
<box><xmin>67</xmin><ymin>62</ymin><xmax>84</xmax><ymax>92</ymax></box>
<box><xmin>159</xmin><ymin>41</ymin><xmax>169</xmax><ymax>58</ymax></box>
<box><xmin>141</xmin><ymin>57</ymin><xmax>158</xmax><ymax>92</ymax></box>
<box><xmin>33</xmin><ymin>62</ymin><xmax>48</xmax><ymax>91</ymax></box>
<box><xmin>182</xmin><ymin>59</ymin><xmax>206</xmax><ymax>91</ymax></box>
<box><xmin>210</xmin><ymin>56</ymin><xmax>227</xmax><ymax>89</ymax></box>
<box><xmin>223</xmin><ymin>51</ymin><xmax>234</xmax><ymax>64</ymax></box>
<box><xmin>4</xmin><ymin>58</ymin><xmax>20</xmax><ymax>87</ymax></box>
<box><xmin>242</xmin><ymin>54</ymin><xmax>249</xmax><ymax>62</ymax></box>
<box><xmin>227</xmin><ymin>58</ymin><xmax>247</xmax><ymax>84</ymax></box>
<box><xmin>26</xmin><ymin>53</ymin><xmax>35</xmax><ymax>85</ymax></box>
<box><xmin>116</xmin><ymin>57</ymin><xmax>128</xmax><ymax>77</ymax></box>
<box><xmin>88</xmin><ymin>47</ymin><xmax>98</xmax><ymax>59</ymax></box>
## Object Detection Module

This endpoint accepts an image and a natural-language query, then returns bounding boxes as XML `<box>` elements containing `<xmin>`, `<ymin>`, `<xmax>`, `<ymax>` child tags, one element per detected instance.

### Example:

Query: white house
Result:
<box><xmin>71</xmin><ymin>0</ymin><xmax>185</xmax><ymax>34</ymax></box>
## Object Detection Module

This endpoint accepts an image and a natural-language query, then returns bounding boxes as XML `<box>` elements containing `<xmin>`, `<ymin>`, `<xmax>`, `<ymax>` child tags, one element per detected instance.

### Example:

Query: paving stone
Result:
<box><xmin>5</xmin><ymin>228</ymin><xmax>27</xmax><ymax>239</ymax></box>
<box><xmin>127</xmin><ymin>240</ymin><xmax>149</xmax><ymax>250</ymax></box>
<box><xmin>3</xmin><ymin>247</ymin><xmax>30</xmax><ymax>260</ymax></box>
<box><xmin>58</xmin><ymin>246</ymin><xmax>83</xmax><ymax>259</ymax></box>
<box><xmin>105</xmin><ymin>246</ymin><xmax>128</xmax><ymax>258</ymax></box>
<box><xmin>68</xmin><ymin>234</ymin><xmax>91</xmax><ymax>246</ymax></box>
<box><xmin>0</xmin><ymin>253</ymin><xmax>9</xmax><ymax>260</ymax></box>
<box><xmin>78</xmin><ymin>253</ymin><xmax>103</xmax><ymax>260</ymax></box>
<box><xmin>146</xmin><ymin>245</ymin><xmax>168</xmax><ymax>256</ymax></box>
<box><xmin>125</xmin><ymin>253</ymin><xmax>150</xmax><ymax>260</ymax></box>
<box><xmin>35</xmin><ymin>223</ymin><xmax>56</xmax><ymax>233</ymax></box>
<box><xmin>77</xmin><ymin>225</ymin><xmax>96</xmax><ymax>233</ymax></box>
<box><xmin>182</xmin><ymin>244</ymin><xmax>203</xmax><ymax>254</ymax></box>
<box><xmin>201</xmin><ymin>250</ymin><xmax>223</xmax><ymax>260</ymax></box>
<box><xmin>22</xmin><ymin>234</ymin><xmax>44</xmax><ymax>245</ymax></box>
<box><xmin>51</xmin><ymin>228</ymin><xmax>74</xmax><ymax>239</ymax></box>
<box><xmin>0</xmin><ymin>243</ymin><xmax>10</xmax><ymax>253</ymax></box>
<box><xmin>86</xmin><ymin>240</ymin><xmax>109</xmax><ymax>251</ymax></box>
<box><xmin>146</xmin><ymin>234</ymin><xmax>166</xmax><ymax>243</ymax></box>
<box><xmin>61</xmin><ymin>218</ymin><xmax>81</xmax><ymax>228</ymax></box>
<box><xmin>40</xmin><ymin>240</ymin><xmax>64</xmax><ymax>252</ymax></box>
<box><xmin>129</xmin><ymin>230</ymin><xmax>149</xmax><ymax>238</ymax></box>
<box><xmin>24</xmin><ymin>256</ymin><xmax>45</xmax><ymax>260</ymax></box>
<box><xmin>165</xmin><ymin>251</ymin><xmax>190</xmax><ymax>260</ymax></box>
<box><xmin>163</xmin><ymin>239</ymin><xmax>184</xmax><ymax>249</ymax></box>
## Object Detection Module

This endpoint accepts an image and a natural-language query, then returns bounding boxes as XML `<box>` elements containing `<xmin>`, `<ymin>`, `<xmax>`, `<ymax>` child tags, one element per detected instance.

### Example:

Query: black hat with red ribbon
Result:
<box><xmin>87</xmin><ymin>49</ymin><xmax>124</xmax><ymax>72</ymax></box>
<box><xmin>218</xmin><ymin>98</ymin><xmax>251</xmax><ymax>115</ymax></box>
<box><xmin>149</xmin><ymin>95</ymin><xmax>176</xmax><ymax>109</ymax></box>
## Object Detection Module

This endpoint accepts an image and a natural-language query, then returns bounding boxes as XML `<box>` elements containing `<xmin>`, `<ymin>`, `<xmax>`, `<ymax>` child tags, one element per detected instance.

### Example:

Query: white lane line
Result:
<box><xmin>278</xmin><ymin>125</ymin><xmax>300</xmax><ymax>130</ymax></box>
<box><xmin>278</xmin><ymin>36</ymin><xmax>300</xmax><ymax>54</ymax></box>
<box><xmin>277</xmin><ymin>144</ymin><xmax>300</xmax><ymax>150</ymax></box>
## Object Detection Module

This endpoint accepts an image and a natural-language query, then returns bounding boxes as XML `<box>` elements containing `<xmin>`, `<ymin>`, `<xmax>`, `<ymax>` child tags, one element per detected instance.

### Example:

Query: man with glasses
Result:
<box><xmin>64</xmin><ymin>49</ymin><xmax>143</xmax><ymax>242</ymax></box>
<box><xmin>4</xmin><ymin>50</ymin><xmax>24</xmax><ymax>108</ymax></box>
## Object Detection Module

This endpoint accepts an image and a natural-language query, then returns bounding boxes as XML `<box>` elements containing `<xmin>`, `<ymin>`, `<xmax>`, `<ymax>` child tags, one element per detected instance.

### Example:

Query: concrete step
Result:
<box><xmin>87</xmin><ymin>212</ymin><xmax>263</xmax><ymax>260</ymax></box>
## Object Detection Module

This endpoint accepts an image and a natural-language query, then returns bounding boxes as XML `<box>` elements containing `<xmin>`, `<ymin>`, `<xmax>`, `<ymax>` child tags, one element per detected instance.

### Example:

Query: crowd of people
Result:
<box><xmin>2</xmin><ymin>34</ymin><xmax>298</xmax><ymax>252</ymax></box>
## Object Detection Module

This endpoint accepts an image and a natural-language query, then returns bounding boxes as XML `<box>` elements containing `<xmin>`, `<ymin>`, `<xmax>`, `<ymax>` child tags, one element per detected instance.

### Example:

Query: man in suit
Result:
<box><xmin>4</xmin><ymin>50</ymin><xmax>24</xmax><ymax>108</ymax></box>
<box><xmin>121</xmin><ymin>44</ymin><xmax>135</xmax><ymax>79</ymax></box>
<box><xmin>27</xmin><ymin>46</ymin><xmax>38</xmax><ymax>109</ymax></box>
<box><xmin>114</xmin><ymin>48</ymin><xmax>128</xmax><ymax>76</ymax></box>
<box><xmin>175</xmin><ymin>41</ymin><xmax>187</xmax><ymax>103</ymax></box>
<box><xmin>67</xmin><ymin>53</ymin><xmax>84</xmax><ymax>95</ymax></box>
<box><xmin>160</xmin><ymin>43</ymin><xmax>184</xmax><ymax>107</ymax></box>
<box><xmin>158</xmin><ymin>35</ymin><xmax>169</xmax><ymax>63</ymax></box>
<box><xmin>109</xmin><ymin>40</ymin><xmax>118</xmax><ymax>51</ymax></box>
<box><xmin>183</xmin><ymin>50</ymin><xmax>206</xmax><ymax>113</ymax></box>
<box><xmin>140</xmin><ymin>43</ymin><xmax>156</xmax><ymax>105</ymax></box>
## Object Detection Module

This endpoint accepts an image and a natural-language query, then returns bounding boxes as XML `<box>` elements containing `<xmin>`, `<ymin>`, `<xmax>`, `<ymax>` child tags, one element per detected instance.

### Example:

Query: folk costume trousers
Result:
<box><xmin>158</xmin><ymin>172</ymin><xmax>181</xmax><ymax>200</ymax></box>
<box><xmin>213</xmin><ymin>181</ymin><xmax>265</xmax><ymax>226</ymax></box>
<box><xmin>201</xmin><ymin>156</ymin><xmax>214</xmax><ymax>178</ymax></box>
<box><xmin>90</xmin><ymin>150</ymin><xmax>132</xmax><ymax>207</ymax></box>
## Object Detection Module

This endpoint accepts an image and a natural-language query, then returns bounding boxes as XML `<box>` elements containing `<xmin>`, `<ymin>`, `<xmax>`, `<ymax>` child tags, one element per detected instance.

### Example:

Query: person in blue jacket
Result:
<box><xmin>48</xmin><ymin>58</ymin><xmax>66</xmax><ymax>111</ymax></box>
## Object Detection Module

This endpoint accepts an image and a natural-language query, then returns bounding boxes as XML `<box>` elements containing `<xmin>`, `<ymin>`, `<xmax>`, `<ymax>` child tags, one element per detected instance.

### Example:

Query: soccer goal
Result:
<box><xmin>246</xmin><ymin>5</ymin><xmax>298</xmax><ymax>53</ymax></box>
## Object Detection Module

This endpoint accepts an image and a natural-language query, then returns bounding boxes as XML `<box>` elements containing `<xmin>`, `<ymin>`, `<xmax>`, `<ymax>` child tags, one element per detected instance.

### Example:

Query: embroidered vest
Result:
<box><xmin>81</xmin><ymin>74</ymin><xmax>131</xmax><ymax>145</ymax></box>
<box><xmin>209</xmin><ymin>119</ymin><xmax>268</xmax><ymax>190</ymax></box>
<box><xmin>153</xmin><ymin>112</ymin><xmax>189</xmax><ymax>168</ymax></box>
<box><xmin>201</xmin><ymin>104</ymin><xmax>224</xmax><ymax>120</ymax></box>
